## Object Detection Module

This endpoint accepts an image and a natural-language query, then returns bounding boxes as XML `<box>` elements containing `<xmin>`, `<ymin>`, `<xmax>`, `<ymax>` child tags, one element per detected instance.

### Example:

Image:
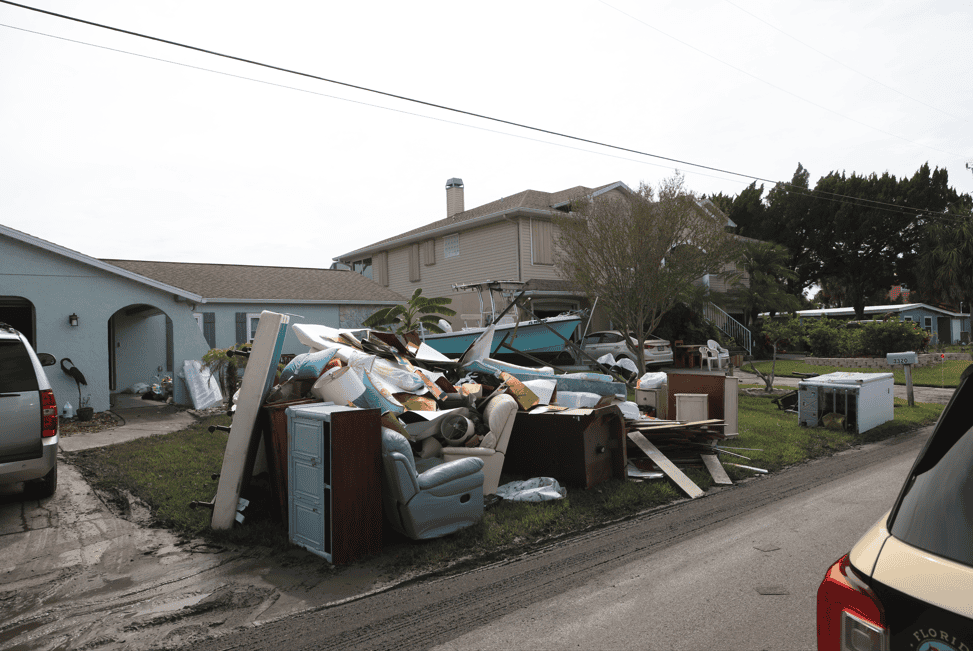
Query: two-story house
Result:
<box><xmin>335</xmin><ymin>178</ymin><xmax>751</xmax><ymax>349</ymax></box>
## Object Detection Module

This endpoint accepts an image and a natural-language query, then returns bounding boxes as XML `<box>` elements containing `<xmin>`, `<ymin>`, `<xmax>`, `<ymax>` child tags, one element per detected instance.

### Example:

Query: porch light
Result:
<box><xmin>69</xmin><ymin>313</ymin><xmax>79</xmax><ymax>327</ymax></box>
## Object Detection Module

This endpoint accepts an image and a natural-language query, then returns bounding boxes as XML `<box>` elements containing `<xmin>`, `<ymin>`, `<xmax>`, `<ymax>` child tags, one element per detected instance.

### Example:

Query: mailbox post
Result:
<box><xmin>887</xmin><ymin>351</ymin><xmax>918</xmax><ymax>407</ymax></box>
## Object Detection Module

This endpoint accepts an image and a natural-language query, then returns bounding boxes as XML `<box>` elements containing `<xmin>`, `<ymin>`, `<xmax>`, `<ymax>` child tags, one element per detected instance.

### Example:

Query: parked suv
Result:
<box><xmin>817</xmin><ymin>363</ymin><xmax>973</xmax><ymax>650</ymax></box>
<box><xmin>0</xmin><ymin>323</ymin><xmax>59</xmax><ymax>497</ymax></box>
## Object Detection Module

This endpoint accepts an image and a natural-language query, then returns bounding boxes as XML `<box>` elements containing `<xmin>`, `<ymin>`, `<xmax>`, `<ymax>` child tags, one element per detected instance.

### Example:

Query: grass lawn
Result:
<box><xmin>748</xmin><ymin>359</ymin><xmax>971</xmax><ymax>388</ymax></box>
<box><xmin>66</xmin><ymin>395</ymin><xmax>944</xmax><ymax>571</ymax></box>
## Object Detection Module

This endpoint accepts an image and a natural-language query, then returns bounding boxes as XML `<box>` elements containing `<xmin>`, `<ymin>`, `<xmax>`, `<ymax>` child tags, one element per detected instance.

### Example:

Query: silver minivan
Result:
<box><xmin>0</xmin><ymin>323</ymin><xmax>59</xmax><ymax>497</ymax></box>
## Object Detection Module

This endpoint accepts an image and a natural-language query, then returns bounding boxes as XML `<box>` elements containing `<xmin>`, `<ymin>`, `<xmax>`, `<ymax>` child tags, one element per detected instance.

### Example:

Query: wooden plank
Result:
<box><xmin>212</xmin><ymin>311</ymin><xmax>289</xmax><ymax>530</ymax></box>
<box><xmin>701</xmin><ymin>453</ymin><xmax>733</xmax><ymax>485</ymax></box>
<box><xmin>627</xmin><ymin>431</ymin><xmax>704</xmax><ymax>499</ymax></box>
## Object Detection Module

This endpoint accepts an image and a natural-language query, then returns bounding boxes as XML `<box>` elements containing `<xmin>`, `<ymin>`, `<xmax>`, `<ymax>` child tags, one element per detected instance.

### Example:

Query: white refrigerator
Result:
<box><xmin>798</xmin><ymin>372</ymin><xmax>894</xmax><ymax>434</ymax></box>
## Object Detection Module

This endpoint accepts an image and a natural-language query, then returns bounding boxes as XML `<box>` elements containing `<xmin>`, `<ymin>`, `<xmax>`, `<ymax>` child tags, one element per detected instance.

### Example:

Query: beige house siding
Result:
<box><xmin>382</xmin><ymin>219</ymin><xmax>521</xmax><ymax>329</ymax></box>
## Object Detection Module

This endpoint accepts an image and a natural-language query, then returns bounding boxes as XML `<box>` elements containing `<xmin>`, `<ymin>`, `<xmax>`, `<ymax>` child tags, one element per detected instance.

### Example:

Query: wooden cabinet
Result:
<box><xmin>504</xmin><ymin>406</ymin><xmax>627</xmax><ymax>489</ymax></box>
<box><xmin>286</xmin><ymin>403</ymin><xmax>382</xmax><ymax>565</ymax></box>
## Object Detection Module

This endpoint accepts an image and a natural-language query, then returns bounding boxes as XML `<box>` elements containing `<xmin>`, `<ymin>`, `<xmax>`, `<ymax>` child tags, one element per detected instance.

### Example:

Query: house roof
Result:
<box><xmin>102</xmin><ymin>259</ymin><xmax>404</xmax><ymax>304</ymax></box>
<box><xmin>785</xmin><ymin>304</ymin><xmax>967</xmax><ymax>318</ymax></box>
<box><xmin>336</xmin><ymin>181</ymin><xmax>630</xmax><ymax>261</ymax></box>
<box><xmin>1</xmin><ymin>223</ymin><xmax>204</xmax><ymax>303</ymax></box>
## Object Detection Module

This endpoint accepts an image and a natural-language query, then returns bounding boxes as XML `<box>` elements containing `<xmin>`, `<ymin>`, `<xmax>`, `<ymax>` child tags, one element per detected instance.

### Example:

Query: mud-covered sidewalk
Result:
<box><xmin>0</xmin><ymin>400</ymin><xmax>413</xmax><ymax>650</ymax></box>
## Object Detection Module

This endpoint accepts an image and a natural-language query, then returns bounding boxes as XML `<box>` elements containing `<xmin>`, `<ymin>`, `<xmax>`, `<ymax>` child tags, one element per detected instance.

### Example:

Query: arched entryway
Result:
<box><xmin>0</xmin><ymin>296</ymin><xmax>36</xmax><ymax>348</ymax></box>
<box><xmin>107</xmin><ymin>304</ymin><xmax>172</xmax><ymax>393</ymax></box>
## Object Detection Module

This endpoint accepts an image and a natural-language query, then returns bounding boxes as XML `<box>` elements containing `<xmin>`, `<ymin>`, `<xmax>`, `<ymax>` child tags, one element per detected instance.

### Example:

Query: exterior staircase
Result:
<box><xmin>703</xmin><ymin>302</ymin><xmax>752</xmax><ymax>355</ymax></box>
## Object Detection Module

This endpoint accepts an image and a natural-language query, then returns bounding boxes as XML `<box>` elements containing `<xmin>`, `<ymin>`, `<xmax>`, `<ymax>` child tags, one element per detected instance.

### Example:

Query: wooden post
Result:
<box><xmin>904</xmin><ymin>364</ymin><xmax>914</xmax><ymax>407</ymax></box>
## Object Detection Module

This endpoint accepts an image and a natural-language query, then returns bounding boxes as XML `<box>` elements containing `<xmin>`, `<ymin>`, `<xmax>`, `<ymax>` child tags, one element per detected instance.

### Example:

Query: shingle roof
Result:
<box><xmin>102</xmin><ymin>259</ymin><xmax>404</xmax><ymax>303</ymax></box>
<box><xmin>346</xmin><ymin>182</ymin><xmax>623</xmax><ymax>256</ymax></box>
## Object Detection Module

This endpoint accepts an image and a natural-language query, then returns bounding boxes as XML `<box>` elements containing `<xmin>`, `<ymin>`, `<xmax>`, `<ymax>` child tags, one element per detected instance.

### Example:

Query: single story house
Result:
<box><xmin>788</xmin><ymin>303</ymin><xmax>970</xmax><ymax>345</ymax></box>
<box><xmin>1</xmin><ymin>223</ymin><xmax>403</xmax><ymax>414</ymax></box>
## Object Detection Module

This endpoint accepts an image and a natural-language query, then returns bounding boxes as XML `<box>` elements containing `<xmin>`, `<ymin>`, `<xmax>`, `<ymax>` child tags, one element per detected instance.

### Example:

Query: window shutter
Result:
<box><xmin>202</xmin><ymin>312</ymin><xmax>216</xmax><ymax>348</ymax></box>
<box><xmin>236</xmin><ymin>312</ymin><xmax>247</xmax><ymax>344</ymax></box>
<box><xmin>165</xmin><ymin>316</ymin><xmax>174</xmax><ymax>372</ymax></box>
<box><xmin>409</xmin><ymin>244</ymin><xmax>420</xmax><ymax>282</ymax></box>
<box><xmin>423</xmin><ymin>239</ymin><xmax>435</xmax><ymax>266</ymax></box>
<box><xmin>375</xmin><ymin>251</ymin><xmax>389</xmax><ymax>286</ymax></box>
<box><xmin>531</xmin><ymin>219</ymin><xmax>553</xmax><ymax>265</ymax></box>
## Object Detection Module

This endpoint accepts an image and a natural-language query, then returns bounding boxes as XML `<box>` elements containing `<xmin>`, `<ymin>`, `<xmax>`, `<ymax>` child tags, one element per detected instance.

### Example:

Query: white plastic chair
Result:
<box><xmin>706</xmin><ymin>339</ymin><xmax>730</xmax><ymax>369</ymax></box>
<box><xmin>699</xmin><ymin>346</ymin><xmax>720</xmax><ymax>371</ymax></box>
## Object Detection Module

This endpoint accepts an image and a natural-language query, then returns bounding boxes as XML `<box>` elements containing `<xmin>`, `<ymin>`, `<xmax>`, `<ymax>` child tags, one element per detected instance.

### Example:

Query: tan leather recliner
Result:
<box><xmin>440</xmin><ymin>394</ymin><xmax>518</xmax><ymax>495</ymax></box>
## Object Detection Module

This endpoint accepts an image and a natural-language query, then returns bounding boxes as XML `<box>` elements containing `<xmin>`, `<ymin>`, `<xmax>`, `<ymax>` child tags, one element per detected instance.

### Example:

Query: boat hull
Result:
<box><xmin>422</xmin><ymin>316</ymin><xmax>581</xmax><ymax>358</ymax></box>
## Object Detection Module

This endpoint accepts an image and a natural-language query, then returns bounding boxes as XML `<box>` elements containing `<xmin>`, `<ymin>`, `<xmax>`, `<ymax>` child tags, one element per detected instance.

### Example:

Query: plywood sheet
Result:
<box><xmin>701</xmin><ymin>453</ymin><xmax>733</xmax><ymax>485</ymax></box>
<box><xmin>212</xmin><ymin>311</ymin><xmax>289</xmax><ymax>530</ymax></box>
<box><xmin>627</xmin><ymin>431</ymin><xmax>704</xmax><ymax>499</ymax></box>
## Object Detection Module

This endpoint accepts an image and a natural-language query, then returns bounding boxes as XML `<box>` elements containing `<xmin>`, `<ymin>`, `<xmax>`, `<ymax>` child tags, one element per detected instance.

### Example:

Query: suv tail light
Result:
<box><xmin>817</xmin><ymin>554</ymin><xmax>888</xmax><ymax>651</ymax></box>
<box><xmin>41</xmin><ymin>389</ymin><xmax>58</xmax><ymax>438</ymax></box>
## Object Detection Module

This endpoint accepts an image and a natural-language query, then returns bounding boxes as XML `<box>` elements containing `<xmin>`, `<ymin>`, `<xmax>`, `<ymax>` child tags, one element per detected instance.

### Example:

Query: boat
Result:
<box><xmin>420</xmin><ymin>281</ymin><xmax>583</xmax><ymax>361</ymax></box>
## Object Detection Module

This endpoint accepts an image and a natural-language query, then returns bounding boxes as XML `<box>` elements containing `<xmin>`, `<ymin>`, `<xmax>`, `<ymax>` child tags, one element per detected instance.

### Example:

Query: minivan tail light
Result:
<box><xmin>41</xmin><ymin>389</ymin><xmax>58</xmax><ymax>438</ymax></box>
<box><xmin>817</xmin><ymin>554</ymin><xmax>888</xmax><ymax>651</ymax></box>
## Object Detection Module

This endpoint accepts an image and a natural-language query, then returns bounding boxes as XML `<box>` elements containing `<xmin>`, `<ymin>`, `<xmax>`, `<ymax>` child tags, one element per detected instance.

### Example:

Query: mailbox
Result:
<box><xmin>887</xmin><ymin>351</ymin><xmax>918</xmax><ymax>366</ymax></box>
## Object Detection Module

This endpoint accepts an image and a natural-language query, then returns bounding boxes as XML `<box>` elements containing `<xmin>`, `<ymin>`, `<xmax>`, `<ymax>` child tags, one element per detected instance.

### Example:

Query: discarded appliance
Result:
<box><xmin>798</xmin><ymin>372</ymin><xmax>894</xmax><ymax>434</ymax></box>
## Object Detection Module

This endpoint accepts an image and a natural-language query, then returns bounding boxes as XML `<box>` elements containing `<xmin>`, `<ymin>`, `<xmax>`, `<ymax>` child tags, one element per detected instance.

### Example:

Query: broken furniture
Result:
<box><xmin>635</xmin><ymin>384</ymin><xmax>668</xmax><ymax>418</ymax></box>
<box><xmin>381</xmin><ymin>428</ymin><xmax>485</xmax><ymax>540</ymax></box>
<box><xmin>798</xmin><ymin>372</ymin><xmax>894</xmax><ymax>434</ymax></box>
<box><xmin>440</xmin><ymin>394</ymin><xmax>518</xmax><ymax>495</ymax></box>
<box><xmin>624</xmin><ymin>418</ymin><xmax>729</xmax><ymax>496</ymax></box>
<box><xmin>504</xmin><ymin>406</ymin><xmax>628</xmax><ymax>489</ymax></box>
<box><xmin>706</xmin><ymin>339</ymin><xmax>731</xmax><ymax>369</ymax></box>
<box><xmin>259</xmin><ymin>397</ymin><xmax>319</xmax><ymax>527</ymax></box>
<box><xmin>287</xmin><ymin>403</ymin><xmax>383</xmax><ymax>564</ymax></box>
<box><xmin>666</xmin><ymin>373</ymin><xmax>739</xmax><ymax>437</ymax></box>
<box><xmin>675</xmin><ymin>393</ymin><xmax>709</xmax><ymax>421</ymax></box>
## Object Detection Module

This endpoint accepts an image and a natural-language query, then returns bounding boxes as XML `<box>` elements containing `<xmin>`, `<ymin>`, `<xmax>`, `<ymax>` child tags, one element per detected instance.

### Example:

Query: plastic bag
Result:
<box><xmin>637</xmin><ymin>372</ymin><xmax>667</xmax><ymax>389</ymax></box>
<box><xmin>496</xmin><ymin>477</ymin><xmax>567</xmax><ymax>502</ymax></box>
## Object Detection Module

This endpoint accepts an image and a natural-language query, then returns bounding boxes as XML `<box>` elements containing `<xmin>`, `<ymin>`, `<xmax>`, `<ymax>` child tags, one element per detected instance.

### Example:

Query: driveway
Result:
<box><xmin>0</xmin><ymin>402</ymin><xmax>410</xmax><ymax>650</ymax></box>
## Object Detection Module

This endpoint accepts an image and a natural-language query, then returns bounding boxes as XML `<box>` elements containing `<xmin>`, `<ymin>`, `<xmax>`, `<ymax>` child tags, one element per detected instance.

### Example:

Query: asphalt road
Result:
<box><xmin>191</xmin><ymin>425</ymin><xmax>933</xmax><ymax>651</ymax></box>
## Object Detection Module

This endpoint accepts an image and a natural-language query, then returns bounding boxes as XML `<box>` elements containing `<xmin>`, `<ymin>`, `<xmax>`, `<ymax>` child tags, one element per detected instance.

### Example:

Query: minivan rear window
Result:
<box><xmin>889</xmin><ymin>372</ymin><xmax>973</xmax><ymax>568</ymax></box>
<box><xmin>0</xmin><ymin>340</ymin><xmax>39</xmax><ymax>393</ymax></box>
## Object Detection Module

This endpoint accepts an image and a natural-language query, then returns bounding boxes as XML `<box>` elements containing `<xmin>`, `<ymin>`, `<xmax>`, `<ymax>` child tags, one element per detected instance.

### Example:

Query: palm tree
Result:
<box><xmin>362</xmin><ymin>288</ymin><xmax>457</xmax><ymax>334</ymax></box>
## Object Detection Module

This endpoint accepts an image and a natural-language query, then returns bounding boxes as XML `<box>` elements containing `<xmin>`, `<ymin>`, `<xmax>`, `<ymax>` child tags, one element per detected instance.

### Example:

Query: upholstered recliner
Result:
<box><xmin>441</xmin><ymin>394</ymin><xmax>518</xmax><ymax>496</ymax></box>
<box><xmin>380</xmin><ymin>428</ymin><xmax>485</xmax><ymax>540</ymax></box>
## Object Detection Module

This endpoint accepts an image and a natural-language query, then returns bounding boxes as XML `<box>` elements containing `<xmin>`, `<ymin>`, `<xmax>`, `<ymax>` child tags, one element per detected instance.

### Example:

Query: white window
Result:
<box><xmin>193</xmin><ymin>313</ymin><xmax>204</xmax><ymax>331</ymax></box>
<box><xmin>445</xmin><ymin>234</ymin><xmax>460</xmax><ymax>258</ymax></box>
<box><xmin>247</xmin><ymin>313</ymin><xmax>261</xmax><ymax>342</ymax></box>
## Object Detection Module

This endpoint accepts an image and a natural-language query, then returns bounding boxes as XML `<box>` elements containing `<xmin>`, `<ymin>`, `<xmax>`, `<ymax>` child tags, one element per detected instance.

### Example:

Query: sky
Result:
<box><xmin>2</xmin><ymin>0</ymin><xmax>971</xmax><ymax>270</ymax></box>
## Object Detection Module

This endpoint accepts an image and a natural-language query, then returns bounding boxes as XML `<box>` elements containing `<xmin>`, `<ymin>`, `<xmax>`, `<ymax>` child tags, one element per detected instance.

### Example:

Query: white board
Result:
<box><xmin>212</xmin><ymin>311</ymin><xmax>289</xmax><ymax>530</ymax></box>
<box><xmin>701</xmin><ymin>453</ymin><xmax>733</xmax><ymax>485</ymax></box>
<box><xmin>627</xmin><ymin>431</ymin><xmax>704</xmax><ymax>499</ymax></box>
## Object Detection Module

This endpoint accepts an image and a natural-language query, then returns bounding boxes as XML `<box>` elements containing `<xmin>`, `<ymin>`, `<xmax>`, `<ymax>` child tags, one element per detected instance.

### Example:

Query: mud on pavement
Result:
<box><xmin>0</xmin><ymin>457</ymin><xmax>406</xmax><ymax>650</ymax></box>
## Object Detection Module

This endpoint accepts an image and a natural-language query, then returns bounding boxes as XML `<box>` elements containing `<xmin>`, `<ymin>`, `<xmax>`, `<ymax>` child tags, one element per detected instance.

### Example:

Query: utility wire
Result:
<box><xmin>0</xmin><ymin>1</ymin><xmax>969</xmax><ymax>223</ymax></box>
<box><xmin>720</xmin><ymin>0</ymin><xmax>968</xmax><ymax>124</ymax></box>
<box><xmin>596</xmin><ymin>0</ymin><xmax>968</xmax><ymax>158</ymax></box>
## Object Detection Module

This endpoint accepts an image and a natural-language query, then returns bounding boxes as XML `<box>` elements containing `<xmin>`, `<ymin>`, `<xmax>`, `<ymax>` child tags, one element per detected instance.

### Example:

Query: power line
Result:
<box><xmin>596</xmin><ymin>0</ymin><xmax>968</xmax><ymax>159</ymax></box>
<box><xmin>0</xmin><ymin>1</ymin><xmax>969</xmax><ymax>224</ymax></box>
<box><xmin>720</xmin><ymin>0</ymin><xmax>968</xmax><ymax>124</ymax></box>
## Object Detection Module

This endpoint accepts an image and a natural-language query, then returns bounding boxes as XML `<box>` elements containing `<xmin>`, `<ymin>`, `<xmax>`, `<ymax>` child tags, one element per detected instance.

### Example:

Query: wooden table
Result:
<box><xmin>674</xmin><ymin>344</ymin><xmax>705</xmax><ymax>368</ymax></box>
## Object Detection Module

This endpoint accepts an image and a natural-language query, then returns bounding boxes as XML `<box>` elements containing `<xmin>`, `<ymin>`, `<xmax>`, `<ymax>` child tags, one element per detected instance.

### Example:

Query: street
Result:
<box><xmin>191</xmin><ymin>425</ymin><xmax>931</xmax><ymax>651</ymax></box>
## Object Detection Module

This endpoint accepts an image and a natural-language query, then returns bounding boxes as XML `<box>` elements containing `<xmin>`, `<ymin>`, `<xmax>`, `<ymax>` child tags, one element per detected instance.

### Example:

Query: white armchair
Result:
<box><xmin>441</xmin><ymin>394</ymin><xmax>518</xmax><ymax>496</ymax></box>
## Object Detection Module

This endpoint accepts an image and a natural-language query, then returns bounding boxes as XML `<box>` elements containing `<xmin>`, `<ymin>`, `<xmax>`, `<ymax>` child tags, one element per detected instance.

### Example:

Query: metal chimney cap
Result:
<box><xmin>446</xmin><ymin>177</ymin><xmax>464</xmax><ymax>188</ymax></box>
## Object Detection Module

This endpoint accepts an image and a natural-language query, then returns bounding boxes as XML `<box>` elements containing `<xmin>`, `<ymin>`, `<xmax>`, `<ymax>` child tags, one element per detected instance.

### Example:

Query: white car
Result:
<box><xmin>580</xmin><ymin>330</ymin><xmax>673</xmax><ymax>367</ymax></box>
<box><xmin>0</xmin><ymin>323</ymin><xmax>59</xmax><ymax>497</ymax></box>
<box><xmin>816</xmin><ymin>363</ymin><xmax>973</xmax><ymax>650</ymax></box>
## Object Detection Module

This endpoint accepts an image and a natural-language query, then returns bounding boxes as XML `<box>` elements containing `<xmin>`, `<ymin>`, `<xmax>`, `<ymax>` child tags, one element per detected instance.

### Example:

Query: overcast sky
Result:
<box><xmin>2</xmin><ymin>0</ymin><xmax>971</xmax><ymax>270</ymax></box>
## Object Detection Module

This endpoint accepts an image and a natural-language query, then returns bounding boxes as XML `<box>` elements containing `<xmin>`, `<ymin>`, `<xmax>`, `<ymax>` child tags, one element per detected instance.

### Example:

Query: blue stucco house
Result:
<box><xmin>792</xmin><ymin>303</ymin><xmax>970</xmax><ymax>345</ymax></box>
<box><xmin>1</xmin><ymin>223</ymin><xmax>403</xmax><ymax>414</ymax></box>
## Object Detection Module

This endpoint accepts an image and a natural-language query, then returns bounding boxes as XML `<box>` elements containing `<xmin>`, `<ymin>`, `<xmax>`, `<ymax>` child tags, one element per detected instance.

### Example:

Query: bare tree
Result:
<box><xmin>553</xmin><ymin>174</ymin><xmax>741</xmax><ymax>374</ymax></box>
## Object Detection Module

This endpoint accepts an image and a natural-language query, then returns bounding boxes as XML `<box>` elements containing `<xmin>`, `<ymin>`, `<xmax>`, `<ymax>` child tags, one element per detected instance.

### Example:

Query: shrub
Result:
<box><xmin>805</xmin><ymin>317</ymin><xmax>930</xmax><ymax>357</ymax></box>
<box><xmin>860</xmin><ymin>318</ymin><xmax>929</xmax><ymax>355</ymax></box>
